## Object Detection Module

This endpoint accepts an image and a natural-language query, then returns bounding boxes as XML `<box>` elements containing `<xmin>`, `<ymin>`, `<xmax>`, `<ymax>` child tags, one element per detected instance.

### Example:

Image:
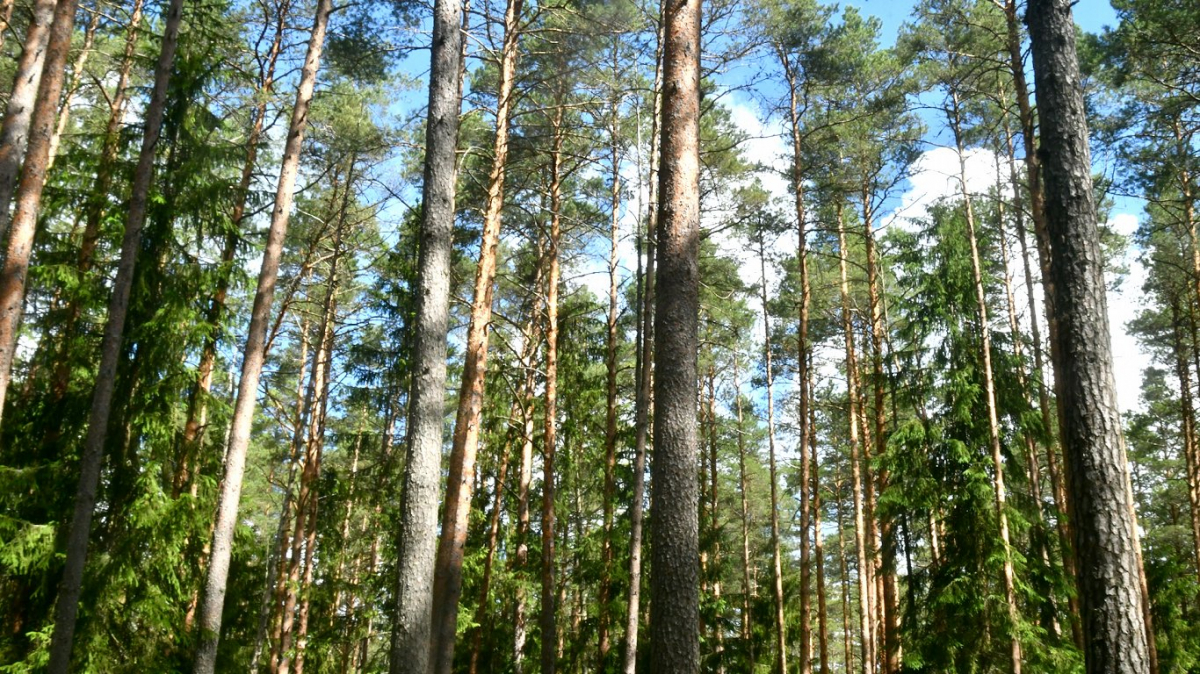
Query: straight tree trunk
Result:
<box><xmin>387</xmin><ymin>0</ymin><xmax>465</xmax><ymax>667</ymax></box>
<box><xmin>598</xmin><ymin>65</ymin><xmax>622</xmax><ymax>667</ymax></box>
<box><xmin>835</xmin><ymin>200</ymin><xmax>874</xmax><ymax>674</ymax></box>
<box><xmin>757</xmin><ymin>235</ymin><xmax>789</xmax><ymax>674</ymax></box>
<box><xmin>45</xmin><ymin>1</ymin><xmax>101</xmax><ymax>169</ymax></box>
<box><xmin>45</xmin><ymin>0</ymin><xmax>184</xmax><ymax>668</ymax></box>
<box><xmin>835</xmin><ymin>485</ymin><xmax>855</xmax><ymax>674</ymax></box>
<box><xmin>467</xmin><ymin>425</ymin><xmax>512</xmax><ymax>674</ymax></box>
<box><xmin>176</xmin><ymin>0</ymin><xmax>289</xmax><ymax>495</ymax></box>
<box><xmin>811</xmin><ymin>368</ymin><xmax>830</xmax><ymax>674</ymax></box>
<box><xmin>1027</xmin><ymin>2</ymin><xmax>1152</xmax><ymax>671</ymax></box>
<box><xmin>782</xmin><ymin>49</ymin><xmax>814</xmax><ymax>674</ymax></box>
<box><xmin>1170</xmin><ymin>297</ymin><xmax>1200</xmax><ymax>581</ymax></box>
<box><xmin>0</xmin><ymin>0</ymin><xmax>54</xmax><ymax>241</ymax></box>
<box><xmin>192</xmin><ymin>0</ymin><xmax>334</xmax><ymax>665</ymax></box>
<box><xmin>0</xmin><ymin>0</ymin><xmax>81</xmax><ymax>424</ymax></box>
<box><xmin>427</xmin><ymin>1</ymin><xmax>523</xmax><ymax>669</ymax></box>
<box><xmin>622</xmin><ymin>22</ymin><xmax>661</xmax><ymax>674</ymax></box>
<box><xmin>540</xmin><ymin>104</ymin><xmax>565</xmax><ymax>674</ymax></box>
<box><xmin>732</xmin><ymin>352</ymin><xmax>754</xmax><ymax>670</ymax></box>
<box><xmin>948</xmin><ymin>92</ymin><xmax>1022</xmax><ymax>674</ymax></box>
<box><xmin>650</xmin><ymin>1</ymin><xmax>702</xmax><ymax>672</ymax></box>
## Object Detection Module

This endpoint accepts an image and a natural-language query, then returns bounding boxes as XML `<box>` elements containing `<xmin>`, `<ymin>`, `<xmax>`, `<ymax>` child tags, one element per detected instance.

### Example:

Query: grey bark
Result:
<box><xmin>387</xmin><ymin>0</ymin><xmax>464</xmax><ymax>672</ymax></box>
<box><xmin>192</xmin><ymin>0</ymin><xmax>333</xmax><ymax>667</ymax></box>
<box><xmin>650</xmin><ymin>0</ymin><xmax>702</xmax><ymax>672</ymax></box>
<box><xmin>45</xmin><ymin>0</ymin><xmax>185</xmax><ymax>668</ymax></box>
<box><xmin>1027</xmin><ymin>2</ymin><xmax>1152</xmax><ymax>672</ymax></box>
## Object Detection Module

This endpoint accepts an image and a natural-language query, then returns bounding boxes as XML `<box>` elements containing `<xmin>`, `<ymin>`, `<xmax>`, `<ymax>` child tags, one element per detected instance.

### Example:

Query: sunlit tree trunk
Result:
<box><xmin>427</xmin><ymin>2</ymin><xmax>524</xmax><ymax>670</ymax></box>
<box><xmin>0</xmin><ymin>0</ymin><xmax>81</xmax><ymax>425</ymax></box>
<box><xmin>192</xmin><ymin>0</ymin><xmax>334</xmax><ymax>664</ymax></box>
<box><xmin>732</xmin><ymin>350</ymin><xmax>754</xmax><ymax>670</ymax></box>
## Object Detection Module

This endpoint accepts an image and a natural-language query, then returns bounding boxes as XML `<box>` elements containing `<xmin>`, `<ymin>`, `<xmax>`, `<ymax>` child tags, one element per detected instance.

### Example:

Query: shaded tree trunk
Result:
<box><xmin>0</xmin><ymin>0</ymin><xmax>54</xmax><ymax>242</ymax></box>
<box><xmin>1028</xmin><ymin>1</ymin><xmax>1152</xmax><ymax>671</ymax></box>
<box><xmin>427</xmin><ymin>1</ymin><xmax>524</xmax><ymax>669</ymax></box>
<box><xmin>45</xmin><ymin>0</ymin><xmax>184</xmax><ymax>668</ymax></box>
<box><xmin>650</xmin><ymin>1</ymin><xmax>702</xmax><ymax>672</ymax></box>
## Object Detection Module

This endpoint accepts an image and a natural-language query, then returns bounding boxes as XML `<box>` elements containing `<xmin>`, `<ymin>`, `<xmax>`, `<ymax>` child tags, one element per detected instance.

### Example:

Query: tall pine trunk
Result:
<box><xmin>192</xmin><ymin>0</ymin><xmax>334</xmax><ymax>664</ymax></box>
<box><xmin>426</xmin><ymin>1</ymin><xmax>523</xmax><ymax>669</ymax></box>
<box><xmin>757</xmin><ymin>235</ymin><xmax>789</xmax><ymax>674</ymax></box>
<box><xmin>650</xmin><ymin>0</ymin><xmax>702</xmax><ymax>672</ymax></box>
<box><xmin>388</xmin><ymin>0</ymin><xmax>465</xmax><ymax>666</ymax></box>
<box><xmin>949</xmin><ymin>92</ymin><xmax>1022</xmax><ymax>673</ymax></box>
<box><xmin>45</xmin><ymin>0</ymin><xmax>184</xmax><ymax>667</ymax></box>
<box><xmin>0</xmin><ymin>0</ymin><xmax>80</xmax><ymax>424</ymax></box>
<box><xmin>836</xmin><ymin>200</ymin><xmax>873</xmax><ymax>674</ymax></box>
<box><xmin>0</xmin><ymin>0</ymin><xmax>54</xmax><ymax>238</ymax></box>
<box><xmin>1028</xmin><ymin>1</ymin><xmax>1152</xmax><ymax>671</ymax></box>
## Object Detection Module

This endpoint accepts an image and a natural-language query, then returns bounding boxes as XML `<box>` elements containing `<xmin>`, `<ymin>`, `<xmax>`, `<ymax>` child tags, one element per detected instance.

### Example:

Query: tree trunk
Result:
<box><xmin>44</xmin><ymin>0</ymin><xmax>184</xmax><ymax>668</ymax></box>
<box><xmin>45</xmin><ymin>1</ymin><xmax>100</xmax><ymax>169</ymax></box>
<box><xmin>0</xmin><ymin>0</ymin><xmax>80</xmax><ymax>424</ymax></box>
<box><xmin>836</xmin><ymin>484</ymin><xmax>855</xmax><ymax>674</ymax></box>
<box><xmin>756</xmin><ymin>235</ymin><xmax>789</xmax><ymax>674</ymax></box>
<box><xmin>0</xmin><ymin>0</ymin><xmax>54</xmax><ymax>243</ymax></box>
<box><xmin>540</xmin><ymin>103</ymin><xmax>565</xmax><ymax>674</ymax></box>
<box><xmin>949</xmin><ymin>91</ymin><xmax>1022</xmax><ymax>674</ymax></box>
<box><xmin>192</xmin><ymin>0</ymin><xmax>333</xmax><ymax>665</ymax></box>
<box><xmin>1027</xmin><ymin>2</ymin><xmax>1152</xmax><ymax>671</ymax></box>
<box><xmin>598</xmin><ymin>59</ymin><xmax>622</xmax><ymax>667</ymax></box>
<box><xmin>733</xmin><ymin>352</ymin><xmax>754</xmax><ymax>671</ymax></box>
<box><xmin>811</xmin><ymin>366</ymin><xmax>830</xmax><ymax>674</ymax></box>
<box><xmin>623</xmin><ymin>21</ymin><xmax>661</xmax><ymax>674</ymax></box>
<box><xmin>781</xmin><ymin>48</ymin><xmax>813</xmax><ymax>674</ymax></box>
<box><xmin>1170</xmin><ymin>297</ymin><xmax>1200</xmax><ymax>582</ymax></box>
<box><xmin>467</xmin><ymin>425</ymin><xmax>512</xmax><ymax>674</ymax></box>
<box><xmin>835</xmin><ymin>200</ymin><xmax>874</xmax><ymax>674</ymax></box>
<box><xmin>427</xmin><ymin>1</ymin><xmax>523</xmax><ymax>669</ymax></box>
<box><xmin>388</xmin><ymin>0</ymin><xmax>464</xmax><ymax>667</ymax></box>
<box><xmin>176</xmin><ymin>0</ymin><xmax>289</xmax><ymax>496</ymax></box>
<box><xmin>650</xmin><ymin>1</ymin><xmax>701</xmax><ymax>672</ymax></box>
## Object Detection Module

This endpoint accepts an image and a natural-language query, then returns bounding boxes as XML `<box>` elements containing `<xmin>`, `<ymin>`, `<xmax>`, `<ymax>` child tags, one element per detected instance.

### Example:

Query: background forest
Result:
<box><xmin>0</xmin><ymin>0</ymin><xmax>1192</xmax><ymax>672</ymax></box>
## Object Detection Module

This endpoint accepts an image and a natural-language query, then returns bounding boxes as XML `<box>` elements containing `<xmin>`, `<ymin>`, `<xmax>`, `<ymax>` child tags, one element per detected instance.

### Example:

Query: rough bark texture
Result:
<box><xmin>386</xmin><ymin>0</ymin><xmax>464</xmax><ymax>671</ymax></box>
<box><xmin>427</xmin><ymin>0</ymin><xmax>521</xmax><ymax>669</ymax></box>
<box><xmin>0</xmin><ymin>0</ymin><xmax>55</xmax><ymax>240</ymax></box>
<box><xmin>0</xmin><ymin>0</ymin><xmax>80</xmax><ymax>425</ymax></box>
<box><xmin>192</xmin><ymin>0</ymin><xmax>333</xmax><ymax>666</ymax></box>
<box><xmin>650</xmin><ymin>0</ymin><xmax>701</xmax><ymax>672</ymax></box>
<box><xmin>45</xmin><ymin>0</ymin><xmax>184</xmax><ymax>667</ymax></box>
<box><xmin>1027</xmin><ymin>1</ymin><xmax>1152</xmax><ymax>672</ymax></box>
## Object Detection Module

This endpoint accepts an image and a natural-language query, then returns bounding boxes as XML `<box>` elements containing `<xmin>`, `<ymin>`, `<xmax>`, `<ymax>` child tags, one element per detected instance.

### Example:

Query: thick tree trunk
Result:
<box><xmin>427</xmin><ymin>1</ymin><xmax>523</xmax><ymax>670</ymax></box>
<box><xmin>757</xmin><ymin>236</ymin><xmax>789</xmax><ymax>674</ymax></box>
<box><xmin>44</xmin><ymin>0</ymin><xmax>184</xmax><ymax>668</ymax></box>
<box><xmin>0</xmin><ymin>0</ymin><xmax>80</xmax><ymax>425</ymax></box>
<box><xmin>388</xmin><ymin>0</ymin><xmax>464</xmax><ymax>668</ymax></box>
<box><xmin>949</xmin><ymin>94</ymin><xmax>1021</xmax><ymax>673</ymax></box>
<box><xmin>0</xmin><ymin>0</ymin><xmax>54</xmax><ymax>241</ymax></box>
<box><xmin>650</xmin><ymin>1</ymin><xmax>702</xmax><ymax>672</ymax></box>
<box><xmin>835</xmin><ymin>201</ymin><xmax>874</xmax><ymax>674</ymax></box>
<box><xmin>192</xmin><ymin>0</ymin><xmax>333</xmax><ymax>665</ymax></box>
<box><xmin>1028</xmin><ymin>2</ymin><xmax>1152</xmax><ymax>671</ymax></box>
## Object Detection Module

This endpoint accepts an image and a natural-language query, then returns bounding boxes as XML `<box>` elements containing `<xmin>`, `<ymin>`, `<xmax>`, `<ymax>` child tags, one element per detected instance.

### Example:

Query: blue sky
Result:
<box><xmin>844</xmin><ymin>0</ymin><xmax>1122</xmax><ymax>45</ymax></box>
